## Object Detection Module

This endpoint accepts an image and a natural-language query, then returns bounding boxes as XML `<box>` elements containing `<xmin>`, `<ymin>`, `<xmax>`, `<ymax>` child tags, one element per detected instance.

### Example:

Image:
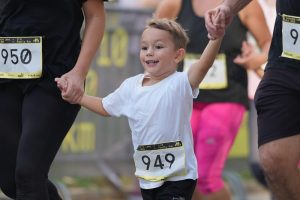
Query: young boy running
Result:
<box><xmin>56</xmin><ymin>18</ymin><xmax>223</xmax><ymax>200</ymax></box>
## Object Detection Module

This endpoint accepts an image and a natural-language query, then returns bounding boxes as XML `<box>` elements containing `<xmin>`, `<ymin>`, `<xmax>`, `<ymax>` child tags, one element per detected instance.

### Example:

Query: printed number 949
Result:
<box><xmin>142</xmin><ymin>153</ymin><xmax>175</xmax><ymax>170</ymax></box>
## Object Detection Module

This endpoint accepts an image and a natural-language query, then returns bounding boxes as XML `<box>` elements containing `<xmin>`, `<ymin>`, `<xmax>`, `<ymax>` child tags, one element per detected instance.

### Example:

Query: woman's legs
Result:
<box><xmin>0</xmin><ymin>83</ymin><xmax>22</xmax><ymax>199</ymax></box>
<box><xmin>0</xmin><ymin>82</ymin><xmax>80</xmax><ymax>200</ymax></box>
<box><xmin>15</xmin><ymin>84</ymin><xmax>80</xmax><ymax>200</ymax></box>
<box><xmin>191</xmin><ymin>102</ymin><xmax>245</xmax><ymax>200</ymax></box>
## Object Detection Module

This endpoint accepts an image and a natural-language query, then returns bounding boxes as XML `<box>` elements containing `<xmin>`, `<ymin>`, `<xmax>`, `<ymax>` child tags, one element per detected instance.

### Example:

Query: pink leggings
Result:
<box><xmin>191</xmin><ymin>102</ymin><xmax>246</xmax><ymax>194</ymax></box>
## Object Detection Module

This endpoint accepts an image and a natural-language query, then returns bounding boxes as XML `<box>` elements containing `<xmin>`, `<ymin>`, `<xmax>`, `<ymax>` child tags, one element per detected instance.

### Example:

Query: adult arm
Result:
<box><xmin>140</xmin><ymin>0</ymin><xmax>161</xmax><ymax>9</ymax></box>
<box><xmin>60</xmin><ymin>0</ymin><xmax>106</xmax><ymax>104</ymax></box>
<box><xmin>223</xmin><ymin>0</ymin><xmax>253</xmax><ymax>15</ymax></box>
<box><xmin>234</xmin><ymin>0</ymin><xmax>271</xmax><ymax>70</ymax></box>
<box><xmin>154</xmin><ymin>0</ymin><xmax>181</xmax><ymax>19</ymax></box>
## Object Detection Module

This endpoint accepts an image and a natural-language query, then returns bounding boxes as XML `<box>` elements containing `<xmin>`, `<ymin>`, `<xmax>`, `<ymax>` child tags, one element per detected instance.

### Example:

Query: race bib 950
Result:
<box><xmin>0</xmin><ymin>36</ymin><xmax>43</xmax><ymax>79</ymax></box>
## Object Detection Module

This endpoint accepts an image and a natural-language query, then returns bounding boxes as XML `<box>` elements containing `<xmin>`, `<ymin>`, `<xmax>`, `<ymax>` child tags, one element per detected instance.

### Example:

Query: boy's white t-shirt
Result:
<box><xmin>102</xmin><ymin>71</ymin><xmax>198</xmax><ymax>189</ymax></box>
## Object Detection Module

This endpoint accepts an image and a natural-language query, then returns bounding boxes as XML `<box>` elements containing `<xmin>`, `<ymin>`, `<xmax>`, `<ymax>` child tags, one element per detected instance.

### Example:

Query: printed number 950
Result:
<box><xmin>1</xmin><ymin>48</ymin><xmax>32</xmax><ymax>65</ymax></box>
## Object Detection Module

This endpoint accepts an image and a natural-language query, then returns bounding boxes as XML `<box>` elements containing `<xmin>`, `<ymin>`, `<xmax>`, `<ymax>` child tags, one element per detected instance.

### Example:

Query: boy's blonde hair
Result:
<box><xmin>146</xmin><ymin>18</ymin><xmax>189</xmax><ymax>50</ymax></box>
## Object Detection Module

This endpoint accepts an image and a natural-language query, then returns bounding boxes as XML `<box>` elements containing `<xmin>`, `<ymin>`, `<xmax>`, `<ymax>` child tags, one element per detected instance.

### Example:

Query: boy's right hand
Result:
<box><xmin>55</xmin><ymin>76</ymin><xmax>84</xmax><ymax>104</ymax></box>
<box><xmin>55</xmin><ymin>77</ymin><xmax>68</xmax><ymax>93</ymax></box>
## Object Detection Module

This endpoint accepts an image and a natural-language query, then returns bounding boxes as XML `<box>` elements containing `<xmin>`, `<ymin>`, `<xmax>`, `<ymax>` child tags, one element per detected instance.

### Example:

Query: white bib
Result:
<box><xmin>134</xmin><ymin>141</ymin><xmax>186</xmax><ymax>182</ymax></box>
<box><xmin>184</xmin><ymin>53</ymin><xmax>227</xmax><ymax>89</ymax></box>
<box><xmin>0</xmin><ymin>36</ymin><xmax>43</xmax><ymax>79</ymax></box>
<box><xmin>282</xmin><ymin>14</ymin><xmax>300</xmax><ymax>60</ymax></box>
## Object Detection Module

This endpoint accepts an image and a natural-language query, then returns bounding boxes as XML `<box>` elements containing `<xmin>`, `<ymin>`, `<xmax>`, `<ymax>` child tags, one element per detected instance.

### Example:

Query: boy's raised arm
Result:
<box><xmin>188</xmin><ymin>37</ymin><xmax>223</xmax><ymax>90</ymax></box>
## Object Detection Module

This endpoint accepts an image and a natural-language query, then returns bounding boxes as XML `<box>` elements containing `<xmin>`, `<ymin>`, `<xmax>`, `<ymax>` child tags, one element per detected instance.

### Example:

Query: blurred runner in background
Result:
<box><xmin>247</xmin><ymin>0</ymin><xmax>276</xmax><ymax>194</ymax></box>
<box><xmin>116</xmin><ymin>0</ymin><xmax>160</xmax><ymax>9</ymax></box>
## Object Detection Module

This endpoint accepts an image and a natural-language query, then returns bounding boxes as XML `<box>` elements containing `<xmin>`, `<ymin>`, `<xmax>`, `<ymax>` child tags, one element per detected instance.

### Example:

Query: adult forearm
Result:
<box><xmin>75</xmin><ymin>15</ymin><xmax>106</xmax><ymax>77</ymax></box>
<box><xmin>74</xmin><ymin>1</ymin><xmax>106</xmax><ymax>78</ymax></box>
<box><xmin>223</xmin><ymin>0</ymin><xmax>253</xmax><ymax>15</ymax></box>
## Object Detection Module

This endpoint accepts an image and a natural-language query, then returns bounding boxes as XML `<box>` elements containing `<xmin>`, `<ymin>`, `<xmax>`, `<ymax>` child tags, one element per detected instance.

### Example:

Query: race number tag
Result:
<box><xmin>184</xmin><ymin>53</ymin><xmax>227</xmax><ymax>89</ymax></box>
<box><xmin>134</xmin><ymin>141</ymin><xmax>186</xmax><ymax>182</ymax></box>
<box><xmin>0</xmin><ymin>36</ymin><xmax>43</xmax><ymax>79</ymax></box>
<box><xmin>282</xmin><ymin>14</ymin><xmax>300</xmax><ymax>60</ymax></box>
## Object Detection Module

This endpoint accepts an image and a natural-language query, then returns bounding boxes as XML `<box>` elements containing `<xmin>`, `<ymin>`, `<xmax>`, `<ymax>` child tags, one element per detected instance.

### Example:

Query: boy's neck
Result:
<box><xmin>142</xmin><ymin>71</ymin><xmax>176</xmax><ymax>86</ymax></box>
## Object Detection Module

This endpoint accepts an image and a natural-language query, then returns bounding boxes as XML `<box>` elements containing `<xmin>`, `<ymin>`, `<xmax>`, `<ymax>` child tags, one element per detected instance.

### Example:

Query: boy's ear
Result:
<box><xmin>174</xmin><ymin>48</ymin><xmax>185</xmax><ymax>64</ymax></box>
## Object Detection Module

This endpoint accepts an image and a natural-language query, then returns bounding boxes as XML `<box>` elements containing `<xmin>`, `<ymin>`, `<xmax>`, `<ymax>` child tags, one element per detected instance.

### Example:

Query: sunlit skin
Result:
<box><xmin>139</xmin><ymin>27</ymin><xmax>185</xmax><ymax>86</ymax></box>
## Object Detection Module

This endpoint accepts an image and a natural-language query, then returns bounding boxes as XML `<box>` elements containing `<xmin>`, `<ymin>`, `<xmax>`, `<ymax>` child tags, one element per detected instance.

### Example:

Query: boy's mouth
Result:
<box><xmin>146</xmin><ymin>60</ymin><xmax>159</xmax><ymax>64</ymax></box>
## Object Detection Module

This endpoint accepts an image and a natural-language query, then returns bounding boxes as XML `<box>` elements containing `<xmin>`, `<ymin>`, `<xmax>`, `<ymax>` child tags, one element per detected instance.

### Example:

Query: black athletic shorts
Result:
<box><xmin>140</xmin><ymin>179</ymin><xmax>196</xmax><ymax>200</ymax></box>
<box><xmin>254</xmin><ymin>67</ymin><xmax>300</xmax><ymax>146</ymax></box>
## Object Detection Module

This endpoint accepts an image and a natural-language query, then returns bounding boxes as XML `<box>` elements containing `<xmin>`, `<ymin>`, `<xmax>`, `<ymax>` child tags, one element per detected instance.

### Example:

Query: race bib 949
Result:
<box><xmin>134</xmin><ymin>141</ymin><xmax>186</xmax><ymax>182</ymax></box>
<box><xmin>282</xmin><ymin>14</ymin><xmax>300</xmax><ymax>60</ymax></box>
<box><xmin>0</xmin><ymin>36</ymin><xmax>43</xmax><ymax>79</ymax></box>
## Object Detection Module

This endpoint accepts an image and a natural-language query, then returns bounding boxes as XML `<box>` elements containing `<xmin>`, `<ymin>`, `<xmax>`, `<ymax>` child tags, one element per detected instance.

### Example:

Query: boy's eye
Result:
<box><xmin>155</xmin><ymin>45</ymin><xmax>163</xmax><ymax>49</ymax></box>
<box><xmin>141</xmin><ymin>46</ymin><xmax>148</xmax><ymax>51</ymax></box>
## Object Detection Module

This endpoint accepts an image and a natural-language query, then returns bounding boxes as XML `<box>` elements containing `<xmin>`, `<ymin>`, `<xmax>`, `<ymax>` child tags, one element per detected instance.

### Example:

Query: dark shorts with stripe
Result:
<box><xmin>254</xmin><ymin>67</ymin><xmax>300</xmax><ymax>146</ymax></box>
<box><xmin>140</xmin><ymin>179</ymin><xmax>196</xmax><ymax>200</ymax></box>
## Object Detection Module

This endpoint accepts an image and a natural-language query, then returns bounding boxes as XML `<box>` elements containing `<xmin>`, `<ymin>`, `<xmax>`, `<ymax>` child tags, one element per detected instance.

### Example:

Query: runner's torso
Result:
<box><xmin>266</xmin><ymin>0</ymin><xmax>300</xmax><ymax>70</ymax></box>
<box><xmin>177</xmin><ymin>0</ymin><xmax>248</xmax><ymax>107</ymax></box>
<box><xmin>0</xmin><ymin>0</ymin><xmax>84</xmax><ymax>79</ymax></box>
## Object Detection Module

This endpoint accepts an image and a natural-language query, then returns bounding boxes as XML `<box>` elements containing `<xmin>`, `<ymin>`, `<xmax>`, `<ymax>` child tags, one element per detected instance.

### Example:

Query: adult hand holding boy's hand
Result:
<box><xmin>205</xmin><ymin>4</ymin><xmax>231</xmax><ymax>40</ymax></box>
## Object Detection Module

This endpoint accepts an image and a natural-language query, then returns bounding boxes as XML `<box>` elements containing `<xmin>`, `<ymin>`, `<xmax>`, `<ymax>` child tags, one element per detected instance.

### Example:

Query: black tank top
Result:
<box><xmin>0</xmin><ymin>0</ymin><xmax>89</xmax><ymax>96</ymax></box>
<box><xmin>266</xmin><ymin>0</ymin><xmax>300</xmax><ymax>71</ymax></box>
<box><xmin>0</xmin><ymin>0</ymin><xmax>100</xmax><ymax>94</ymax></box>
<box><xmin>0</xmin><ymin>0</ymin><xmax>85</xmax><ymax>79</ymax></box>
<box><xmin>177</xmin><ymin>0</ymin><xmax>248</xmax><ymax>108</ymax></box>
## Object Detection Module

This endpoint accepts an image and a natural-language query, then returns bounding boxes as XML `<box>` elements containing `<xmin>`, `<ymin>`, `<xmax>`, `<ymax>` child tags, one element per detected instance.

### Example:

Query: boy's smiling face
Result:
<box><xmin>140</xmin><ymin>27</ymin><xmax>184</xmax><ymax>80</ymax></box>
